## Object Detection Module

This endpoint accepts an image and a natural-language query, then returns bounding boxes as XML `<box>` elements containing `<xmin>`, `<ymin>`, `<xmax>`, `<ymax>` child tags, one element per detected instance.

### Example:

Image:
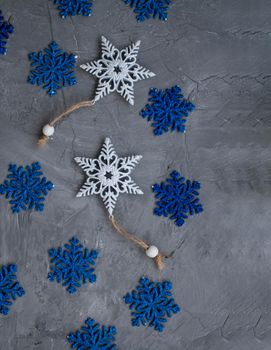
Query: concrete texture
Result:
<box><xmin>0</xmin><ymin>0</ymin><xmax>271</xmax><ymax>349</ymax></box>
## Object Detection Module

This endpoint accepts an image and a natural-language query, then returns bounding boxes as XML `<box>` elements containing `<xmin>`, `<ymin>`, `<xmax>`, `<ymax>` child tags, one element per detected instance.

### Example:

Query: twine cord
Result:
<box><xmin>109</xmin><ymin>215</ymin><xmax>164</xmax><ymax>270</ymax></box>
<box><xmin>38</xmin><ymin>99</ymin><xmax>95</xmax><ymax>145</ymax></box>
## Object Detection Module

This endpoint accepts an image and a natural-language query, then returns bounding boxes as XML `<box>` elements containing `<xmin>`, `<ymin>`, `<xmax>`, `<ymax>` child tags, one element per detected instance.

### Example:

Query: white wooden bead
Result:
<box><xmin>146</xmin><ymin>245</ymin><xmax>159</xmax><ymax>258</ymax></box>
<box><xmin>42</xmin><ymin>124</ymin><xmax>55</xmax><ymax>137</ymax></box>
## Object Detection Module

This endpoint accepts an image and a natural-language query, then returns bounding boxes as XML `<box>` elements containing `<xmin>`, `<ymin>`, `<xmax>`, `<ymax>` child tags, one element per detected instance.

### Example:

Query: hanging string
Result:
<box><xmin>8</xmin><ymin>15</ymin><xmax>14</xmax><ymax>24</ymax></box>
<box><xmin>37</xmin><ymin>99</ymin><xmax>95</xmax><ymax>146</ymax></box>
<box><xmin>109</xmin><ymin>215</ymin><xmax>165</xmax><ymax>270</ymax></box>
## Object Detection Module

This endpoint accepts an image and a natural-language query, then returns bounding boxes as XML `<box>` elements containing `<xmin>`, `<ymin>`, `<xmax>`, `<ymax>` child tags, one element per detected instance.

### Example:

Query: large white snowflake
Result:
<box><xmin>80</xmin><ymin>36</ymin><xmax>155</xmax><ymax>105</ymax></box>
<box><xmin>74</xmin><ymin>138</ymin><xmax>143</xmax><ymax>215</ymax></box>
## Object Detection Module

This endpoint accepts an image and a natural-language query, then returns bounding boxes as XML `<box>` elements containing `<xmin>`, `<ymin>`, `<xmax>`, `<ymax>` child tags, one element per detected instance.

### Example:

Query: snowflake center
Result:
<box><xmin>105</xmin><ymin>171</ymin><xmax>113</xmax><ymax>180</ymax></box>
<box><xmin>98</xmin><ymin>166</ymin><xmax>120</xmax><ymax>186</ymax></box>
<box><xmin>49</xmin><ymin>64</ymin><xmax>57</xmax><ymax>72</ymax></box>
<box><xmin>114</xmin><ymin>65</ymin><xmax>122</xmax><ymax>74</ymax></box>
<box><xmin>20</xmin><ymin>178</ymin><xmax>37</xmax><ymax>194</ymax></box>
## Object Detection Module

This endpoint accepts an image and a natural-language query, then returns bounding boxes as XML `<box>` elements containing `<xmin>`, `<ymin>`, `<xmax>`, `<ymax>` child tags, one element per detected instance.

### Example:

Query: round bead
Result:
<box><xmin>146</xmin><ymin>245</ymin><xmax>159</xmax><ymax>258</ymax></box>
<box><xmin>42</xmin><ymin>124</ymin><xmax>55</xmax><ymax>137</ymax></box>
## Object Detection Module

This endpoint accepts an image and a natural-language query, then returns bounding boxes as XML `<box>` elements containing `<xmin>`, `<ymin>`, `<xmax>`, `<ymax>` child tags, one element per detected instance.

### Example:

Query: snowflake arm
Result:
<box><xmin>27</xmin><ymin>41</ymin><xmax>77</xmax><ymax>96</ymax></box>
<box><xmin>101</xmin><ymin>35</ymin><xmax>118</xmax><ymax>59</ymax></box>
<box><xmin>152</xmin><ymin>170</ymin><xmax>203</xmax><ymax>226</ymax></box>
<box><xmin>67</xmin><ymin>318</ymin><xmax>117</xmax><ymax>350</ymax></box>
<box><xmin>117</xmin><ymin>155</ymin><xmax>142</xmax><ymax>174</ymax></box>
<box><xmin>140</xmin><ymin>86</ymin><xmax>195</xmax><ymax>136</ymax></box>
<box><xmin>102</xmin><ymin>190</ymin><xmax>118</xmax><ymax>216</ymax></box>
<box><xmin>48</xmin><ymin>237</ymin><xmax>98</xmax><ymax>294</ymax></box>
<box><xmin>0</xmin><ymin>11</ymin><xmax>14</xmax><ymax>55</ymax></box>
<box><xmin>117</xmin><ymin>156</ymin><xmax>144</xmax><ymax>194</ymax></box>
<box><xmin>51</xmin><ymin>0</ymin><xmax>93</xmax><ymax>18</ymax></box>
<box><xmin>75</xmin><ymin>178</ymin><xmax>101</xmax><ymax>198</ymax></box>
<box><xmin>74</xmin><ymin>157</ymin><xmax>96</xmax><ymax>175</ymax></box>
<box><xmin>118</xmin><ymin>81</ymin><xmax>135</xmax><ymax>106</ymax></box>
<box><xmin>131</xmin><ymin>64</ymin><xmax>155</xmax><ymax>82</ymax></box>
<box><xmin>0</xmin><ymin>264</ymin><xmax>25</xmax><ymax>315</ymax></box>
<box><xmin>122</xmin><ymin>40</ymin><xmax>141</xmax><ymax>62</ymax></box>
<box><xmin>99</xmin><ymin>137</ymin><xmax>118</xmax><ymax>166</ymax></box>
<box><xmin>80</xmin><ymin>60</ymin><xmax>109</xmax><ymax>79</ymax></box>
<box><xmin>75</xmin><ymin>138</ymin><xmax>143</xmax><ymax>216</ymax></box>
<box><xmin>0</xmin><ymin>162</ymin><xmax>54</xmax><ymax>214</ymax></box>
<box><xmin>121</xmin><ymin>179</ymin><xmax>143</xmax><ymax>195</ymax></box>
<box><xmin>123</xmin><ymin>0</ymin><xmax>173</xmax><ymax>22</ymax></box>
<box><xmin>124</xmin><ymin>276</ymin><xmax>180</xmax><ymax>332</ymax></box>
<box><xmin>80</xmin><ymin>36</ymin><xmax>155</xmax><ymax>105</ymax></box>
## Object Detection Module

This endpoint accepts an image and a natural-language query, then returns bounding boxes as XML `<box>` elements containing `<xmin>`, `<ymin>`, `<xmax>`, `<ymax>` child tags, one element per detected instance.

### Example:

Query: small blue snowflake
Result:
<box><xmin>0</xmin><ymin>162</ymin><xmax>54</xmax><ymax>214</ymax></box>
<box><xmin>67</xmin><ymin>318</ymin><xmax>117</xmax><ymax>349</ymax></box>
<box><xmin>27</xmin><ymin>41</ymin><xmax>77</xmax><ymax>96</ymax></box>
<box><xmin>48</xmin><ymin>237</ymin><xmax>98</xmax><ymax>294</ymax></box>
<box><xmin>51</xmin><ymin>0</ymin><xmax>93</xmax><ymax>18</ymax></box>
<box><xmin>0</xmin><ymin>10</ymin><xmax>14</xmax><ymax>55</ymax></box>
<box><xmin>152</xmin><ymin>170</ymin><xmax>203</xmax><ymax>227</ymax></box>
<box><xmin>0</xmin><ymin>264</ymin><xmax>25</xmax><ymax>315</ymax></box>
<box><xmin>140</xmin><ymin>86</ymin><xmax>195</xmax><ymax>136</ymax></box>
<box><xmin>124</xmin><ymin>276</ymin><xmax>180</xmax><ymax>332</ymax></box>
<box><xmin>123</xmin><ymin>0</ymin><xmax>173</xmax><ymax>21</ymax></box>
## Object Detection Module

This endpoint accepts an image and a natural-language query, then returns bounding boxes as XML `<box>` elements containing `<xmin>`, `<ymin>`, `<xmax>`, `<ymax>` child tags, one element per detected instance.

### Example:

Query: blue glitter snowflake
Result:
<box><xmin>51</xmin><ymin>0</ymin><xmax>93</xmax><ymax>18</ymax></box>
<box><xmin>123</xmin><ymin>0</ymin><xmax>173</xmax><ymax>21</ymax></box>
<box><xmin>0</xmin><ymin>11</ymin><xmax>14</xmax><ymax>55</ymax></box>
<box><xmin>0</xmin><ymin>162</ymin><xmax>54</xmax><ymax>214</ymax></box>
<box><xmin>0</xmin><ymin>264</ymin><xmax>25</xmax><ymax>315</ymax></box>
<box><xmin>67</xmin><ymin>318</ymin><xmax>117</xmax><ymax>349</ymax></box>
<box><xmin>140</xmin><ymin>86</ymin><xmax>195</xmax><ymax>136</ymax></box>
<box><xmin>124</xmin><ymin>276</ymin><xmax>180</xmax><ymax>332</ymax></box>
<box><xmin>152</xmin><ymin>170</ymin><xmax>203</xmax><ymax>227</ymax></box>
<box><xmin>48</xmin><ymin>237</ymin><xmax>98</xmax><ymax>294</ymax></box>
<box><xmin>27</xmin><ymin>41</ymin><xmax>77</xmax><ymax>96</ymax></box>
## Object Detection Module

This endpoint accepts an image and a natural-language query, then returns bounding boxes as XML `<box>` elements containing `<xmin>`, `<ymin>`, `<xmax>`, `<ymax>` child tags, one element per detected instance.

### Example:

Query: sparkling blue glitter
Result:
<box><xmin>51</xmin><ymin>0</ymin><xmax>93</xmax><ymax>18</ymax></box>
<box><xmin>27</xmin><ymin>41</ymin><xmax>77</xmax><ymax>96</ymax></box>
<box><xmin>140</xmin><ymin>86</ymin><xmax>195</xmax><ymax>135</ymax></box>
<box><xmin>124</xmin><ymin>276</ymin><xmax>180</xmax><ymax>332</ymax></box>
<box><xmin>152</xmin><ymin>170</ymin><xmax>203</xmax><ymax>226</ymax></box>
<box><xmin>123</xmin><ymin>0</ymin><xmax>173</xmax><ymax>21</ymax></box>
<box><xmin>67</xmin><ymin>318</ymin><xmax>117</xmax><ymax>349</ymax></box>
<box><xmin>0</xmin><ymin>264</ymin><xmax>25</xmax><ymax>315</ymax></box>
<box><xmin>48</xmin><ymin>237</ymin><xmax>98</xmax><ymax>294</ymax></box>
<box><xmin>0</xmin><ymin>162</ymin><xmax>54</xmax><ymax>214</ymax></box>
<box><xmin>0</xmin><ymin>10</ymin><xmax>14</xmax><ymax>55</ymax></box>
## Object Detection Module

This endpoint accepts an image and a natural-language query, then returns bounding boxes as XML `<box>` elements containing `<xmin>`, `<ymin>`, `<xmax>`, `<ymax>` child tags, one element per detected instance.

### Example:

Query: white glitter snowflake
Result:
<box><xmin>74</xmin><ymin>138</ymin><xmax>143</xmax><ymax>215</ymax></box>
<box><xmin>80</xmin><ymin>36</ymin><xmax>155</xmax><ymax>105</ymax></box>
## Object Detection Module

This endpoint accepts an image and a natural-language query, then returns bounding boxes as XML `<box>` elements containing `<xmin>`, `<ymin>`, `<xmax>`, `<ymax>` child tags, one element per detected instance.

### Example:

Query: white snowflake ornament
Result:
<box><xmin>80</xmin><ymin>36</ymin><xmax>155</xmax><ymax>105</ymax></box>
<box><xmin>74</xmin><ymin>138</ymin><xmax>143</xmax><ymax>216</ymax></box>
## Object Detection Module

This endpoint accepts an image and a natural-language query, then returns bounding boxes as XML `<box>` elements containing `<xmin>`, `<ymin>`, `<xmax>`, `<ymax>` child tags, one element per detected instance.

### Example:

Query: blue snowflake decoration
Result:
<box><xmin>0</xmin><ymin>264</ymin><xmax>25</xmax><ymax>315</ymax></box>
<box><xmin>51</xmin><ymin>0</ymin><xmax>93</xmax><ymax>18</ymax></box>
<box><xmin>123</xmin><ymin>0</ymin><xmax>173</xmax><ymax>21</ymax></box>
<box><xmin>48</xmin><ymin>237</ymin><xmax>98</xmax><ymax>294</ymax></box>
<box><xmin>140</xmin><ymin>86</ymin><xmax>195</xmax><ymax>136</ymax></box>
<box><xmin>0</xmin><ymin>11</ymin><xmax>14</xmax><ymax>55</ymax></box>
<box><xmin>152</xmin><ymin>170</ymin><xmax>203</xmax><ymax>227</ymax></box>
<box><xmin>0</xmin><ymin>162</ymin><xmax>54</xmax><ymax>214</ymax></box>
<box><xmin>67</xmin><ymin>318</ymin><xmax>117</xmax><ymax>349</ymax></box>
<box><xmin>27</xmin><ymin>41</ymin><xmax>77</xmax><ymax>96</ymax></box>
<box><xmin>124</xmin><ymin>276</ymin><xmax>180</xmax><ymax>332</ymax></box>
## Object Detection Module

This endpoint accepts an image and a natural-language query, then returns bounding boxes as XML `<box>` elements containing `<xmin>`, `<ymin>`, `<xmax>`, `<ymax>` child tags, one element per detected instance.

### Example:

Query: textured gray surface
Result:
<box><xmin>0</xmin><ymin>0</ymin><xmax>271</xmax><ymax>349</ymax></box>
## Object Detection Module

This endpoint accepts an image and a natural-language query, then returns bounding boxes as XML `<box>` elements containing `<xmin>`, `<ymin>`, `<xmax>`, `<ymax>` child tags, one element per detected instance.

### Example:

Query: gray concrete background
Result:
<box><xmin>0</xmin><ymin>0</ymin><xmax>271</xmax><ymax>349</ymax></box>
